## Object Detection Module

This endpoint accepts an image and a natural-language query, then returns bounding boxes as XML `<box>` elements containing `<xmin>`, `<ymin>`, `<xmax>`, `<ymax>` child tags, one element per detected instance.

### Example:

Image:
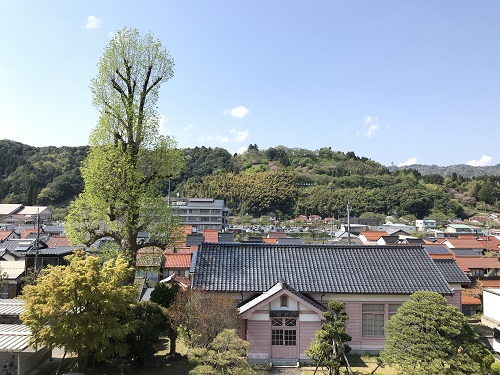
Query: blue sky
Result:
<box><xmin>1</xmin><ymin>1</ymin><xmax>500</xmax><ymax>167</ymax></box>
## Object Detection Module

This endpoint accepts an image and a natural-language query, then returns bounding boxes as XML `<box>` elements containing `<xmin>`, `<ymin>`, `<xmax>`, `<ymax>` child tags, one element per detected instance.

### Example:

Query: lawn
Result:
<box><xmin>69</xmin><ymin>339</ymin><xmax>398</xmax><ymax>375</ymax></box>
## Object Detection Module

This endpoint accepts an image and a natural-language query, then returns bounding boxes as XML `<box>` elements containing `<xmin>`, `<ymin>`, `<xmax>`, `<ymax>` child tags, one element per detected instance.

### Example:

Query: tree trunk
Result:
<box><xmin>169</xmin><ymin>329</ymin><xmax>177</xmax><ymax>354</ymax></box>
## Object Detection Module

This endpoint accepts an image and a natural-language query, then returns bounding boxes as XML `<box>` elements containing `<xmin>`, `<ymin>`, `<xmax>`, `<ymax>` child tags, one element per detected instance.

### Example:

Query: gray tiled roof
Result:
<box><xmin>277</xmin><ymin>238</ymin><xmax>303</xmax><ymax>245</ymax></box>
<box><xmin>218</xmin><ymin>233</ymin><xmax>235</xmax><ymax>243</ymax></box>
<box><xmin>186</xmin><ymin>234</ymin><xmax>204</xmax><ymax>247</ymax></box>
<box><xmin>191</xmin><ymin>243</ymin><xmax>453</xmax><ymax>295</ymax></box>
<box><xmin>433</xmin><ymin>258</ymin><xmax>470</xmax><ymax>284</ymax></box>
<box><xmin>451</xmin><ymin>249</ymin><xmax>482</xmax><ymax>257</ymax></box>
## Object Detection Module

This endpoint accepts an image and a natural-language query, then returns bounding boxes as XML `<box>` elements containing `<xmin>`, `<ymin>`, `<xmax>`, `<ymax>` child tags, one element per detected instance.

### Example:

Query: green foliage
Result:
<box><xmin>491</xmin><ymin>362</ymin><xmax>500</xmax><ymax>374</ymax></box>
<box><xmin>150</xmin><ymin>282</ymin><xmax>181</xmax><ymax>354</ymax></box>
<box><xmin>20</xmin><ymin>251</ymin><xmax>137</xmax><ymax>372</ymax></box>
<box><xmin>125</xmin><ymin>301</ymin><xmax>169</xmax><ymax>365</ymax></box>
<box><xmin>188</xmin><ymin>329</ymin><xmax>254</xmax><ymax>375</ymax></box>
<box><xmin>0</xmin><ymin>140</ymin><xmax>87</xmax><ymax>206</ymax></box>
<box><xmin>381</xmin><ymin>291</ymin><xmax>493</xmax><ymax>375</ymax></box>
<box><xmin>306</xmin><ymin>300</ymin><xmax>351</xmax><ymax>375</ymax></box>
<box><xmin>65</xmin><ymin>27</ymin><xmax>184</xmax><ymax>261</ymax></box>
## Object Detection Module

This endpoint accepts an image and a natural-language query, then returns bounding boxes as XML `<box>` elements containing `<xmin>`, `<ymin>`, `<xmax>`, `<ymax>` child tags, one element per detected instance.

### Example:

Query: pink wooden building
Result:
<box><xmin>191</xmin><ymin>243</ymin><xmax>469</xmax><ymax>366</ymax></box>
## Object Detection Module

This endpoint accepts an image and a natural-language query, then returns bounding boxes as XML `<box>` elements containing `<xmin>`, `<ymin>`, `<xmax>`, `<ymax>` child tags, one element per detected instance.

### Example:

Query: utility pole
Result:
<box><xmin>34</xmin><ymin>209</ymin><xmax>40</xmax><ymax>277</ymax></box>
<box><xmin>347</xmin><ymin>201</ymin><xmax>351</xmax><ymax>245</ymax></box>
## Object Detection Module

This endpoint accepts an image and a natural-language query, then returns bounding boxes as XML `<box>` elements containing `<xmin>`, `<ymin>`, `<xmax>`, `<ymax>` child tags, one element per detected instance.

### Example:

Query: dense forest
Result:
<box><xmin>2</xmin><ymin>139</ymin><xmax>500</xmax><ymax>224</ymax></box>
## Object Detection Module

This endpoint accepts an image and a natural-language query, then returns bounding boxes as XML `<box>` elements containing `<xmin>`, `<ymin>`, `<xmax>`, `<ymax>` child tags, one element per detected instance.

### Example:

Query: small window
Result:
<box><xmin>280</xmin><ymin>295</ymin><xmax>288</xmax><ymax>307</ymax></box>
<box><xmin>272</xmin><ymin>318</ymin><xmax>283</xmax><ymax>326</ymax></box>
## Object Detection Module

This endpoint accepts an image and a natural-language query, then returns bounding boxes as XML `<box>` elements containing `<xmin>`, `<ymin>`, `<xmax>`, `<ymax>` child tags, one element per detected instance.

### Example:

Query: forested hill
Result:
<box><xmin>388</xmin><ymin>164</ymin><xmax>500</xmax><ymax>178</ymax></box>
<box><xmin>2</xmin><ymin>140</ymin><xmax>500</xmax><ymax>222</ymax></box>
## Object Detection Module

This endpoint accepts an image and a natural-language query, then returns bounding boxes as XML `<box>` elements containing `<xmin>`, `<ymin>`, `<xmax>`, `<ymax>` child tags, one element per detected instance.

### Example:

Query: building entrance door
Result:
<box><xmin>271</xmin><ymin>318</ymin><xmax>297</xmax><ymax>359</ymax></box>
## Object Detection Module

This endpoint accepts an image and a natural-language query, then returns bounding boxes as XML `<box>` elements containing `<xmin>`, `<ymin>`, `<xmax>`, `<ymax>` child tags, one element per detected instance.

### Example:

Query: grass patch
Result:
<box><xmin>301</xmin><ymin>355</ymin><xmax>398</xmax><ymax>375</ymax></box>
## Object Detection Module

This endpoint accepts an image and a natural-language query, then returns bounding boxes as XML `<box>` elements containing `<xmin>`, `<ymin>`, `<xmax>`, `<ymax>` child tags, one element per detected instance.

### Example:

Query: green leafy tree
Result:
<box><xmin>150</xmin><ymin>282</ymin><xmax>181</xmax><ymax>354</ymax></box>
<box><xmin>306</xmin><ymin>300</ymin><xmax>351</xmax><ymax>375</ymax></box>
<box><xmin>65</xmin><ymin>27</ymin><xmax>184</xmax><ymax>263</ymax></box>
<box><xmin>188</xmin><ymin>329</ymin><xmax>254</xmax><ymax>375</ymax></box>
<box><xmin>125</xmin><ymin>301</ymin><xmax>169</xmax><ymax>365</ymax></box>
<box><xmin>381</xmin><ymin>291</ymin><xmax>494</xmax><ymax>375</ymax></box>
<box><xmin>20</xmin><ymin>251</ymin><xmax>137</xmax><ymax>373</ymax></box>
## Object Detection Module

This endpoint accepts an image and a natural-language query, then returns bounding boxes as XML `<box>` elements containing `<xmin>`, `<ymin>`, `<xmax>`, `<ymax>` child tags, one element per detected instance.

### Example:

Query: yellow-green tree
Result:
<box><xmin>21</xmin><ymin>252</ymin><xmax>137</xmax><ymax>373</ymax></box>
<box><xmin>65</xmin><ymin>27</ymin><xmax>184</xmax><ymax>263</ymax></box>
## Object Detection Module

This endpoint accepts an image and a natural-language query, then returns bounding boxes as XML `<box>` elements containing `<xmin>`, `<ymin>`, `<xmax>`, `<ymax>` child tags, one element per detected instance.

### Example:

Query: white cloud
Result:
<box><xmin>466</xmin><ymin>155</ymin><xmax>493</xmax><ymax>167</ymax></box>
<box><xmin>230</xmin><ymin>128</ymin><xmax>249</xmax><ymax>142</ymax></box>
<box><xmin>366</xmin><ymin>124</ymin><xmax>380</xmax><ymax>138</ymax></box>
<box><xmin>398</xmin><ymin>158</ymin><xmax>417</xmax><ymax>167</ymax></box>
<box><xmin>361</xmin><ymin>115</ymin><xmax>381</xmax><ymax>138</ymax></box>
<box><xmin>236</xmin><ymin>146</ymin><xmax>247</xmax><ymax>154</ymax></box>
<box><xmin>364</xmin><ymin>116</ymin><xmax>376</xmax><ymax>124</ymax></box>
<box><xmin>86</xmin><ymin>16</ymin><xmax>102</xmax><ymax>30</ymax></box>
<box><xmin>224</xmin><ymin>106</ymin><xmax>249</xmax><ymax>119</ymax></box>
<box><xmin>198</xmin><ymin>128</ymin><xmax>250</xmax><ymax>145</ymax></box>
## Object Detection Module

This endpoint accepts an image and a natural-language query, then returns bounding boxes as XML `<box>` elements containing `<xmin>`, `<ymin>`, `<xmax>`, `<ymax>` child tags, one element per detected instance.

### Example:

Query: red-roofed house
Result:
<box><xmin>46</xmin><ymin>235</ymin><xmax>70</xmax><ymax>248</ymax></box>
<box><xmin>458</xmin><ymin>257</ymin><xmax>500</xmax><ymax>278</ymax></box>
<box><xmin>441</xmin><ymin>238</ymin><xmax>486</xmax><ymax>253</ymax></box>
<box><xmin>0</xmin><ymin>230</ymin><xmax>17</xmax><ymax>242</ymax></box>
<box><xmin>163</xmin><ymin>253</ymin><xmax>192</xmax><ymax>277</ymax></box>
<box><xmin>203</xmin><ymin>228</ymin><xmax>219</xmax><ymax>243</ymax></box>
<box><xmin>263</xmin><ymin>238</ymin><xmax>278</xmax><ymax>244</ymax></box>
<box><xmin>359</xmin><ymin>231</ymin><xmax>389</xmax><ymax>245</ymax></box>
<box><xmin>461</xmin><ymin>289</ymin><xmax>481</xmax><ymax>317</ymax></box>
<box><xmin>20</xmin><ymin>228</ymin><xmax>39</xmax><ymax>239</ymax></box>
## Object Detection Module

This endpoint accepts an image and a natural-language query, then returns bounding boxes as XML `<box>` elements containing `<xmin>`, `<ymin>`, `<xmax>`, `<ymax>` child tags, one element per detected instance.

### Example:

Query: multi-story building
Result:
<box><xmin>415</xmin><ymin>219</ymin><xmax>436</xmax><ymax>231</ymax></box>
<box><xmin>171</xmin><ymin>198</ymin><xmax>228</xmax><ymax>232</ymax></box>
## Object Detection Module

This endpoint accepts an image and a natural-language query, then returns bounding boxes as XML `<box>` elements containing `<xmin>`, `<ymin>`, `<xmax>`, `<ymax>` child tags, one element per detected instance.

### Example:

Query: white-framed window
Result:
<box><xmin>271</xmin><ymin>318</ymin><xmax>297</xmax><ymax>346</ymax></box>
<box><xmin>362</xmin><ymin>304</ymin><xmax>385</xmax><ymax>337</ymax></box>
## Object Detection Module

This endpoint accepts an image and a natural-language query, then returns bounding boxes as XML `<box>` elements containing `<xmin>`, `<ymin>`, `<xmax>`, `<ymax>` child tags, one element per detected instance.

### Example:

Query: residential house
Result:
<box><xmin>415</xmin><ymin>219</ymin><xmax>437</xmax><ymax>231</ymax></box>
<box><xmin>0</xmin><ymin>299</ymin><xmax>51</xmax><ymax>374</ymax></box>
<box><xmin>481</xmin><ymin>288</ymin><xmax>500</xmax><ymax>327</ymax></box>
<box><xmin>135</xmin><ymin>247</ymin><xmax>165</xmax><ymax>282</ymax></box>
<box><xmin>446</xmin><ymin>224</ymin><xmax>473</xmax><ymax>234</ymax></box>
<box><xmin>0</xmin><ymin>231</ymin><xmax>17</xmax><ymax>243</ymax></box>
<box><xmin>191</xmin><ymin>243</ymin><xmax>459</xmax><ymax>364</ymax></box>
<box><xmin>441</xmin><ymin>237</ymin><xmax>485</xmax><ymax>256</ymax></box>
<box><xmin>457</xmin><ymin>257</ymin><xmax>500</xmax><ymax>278</ymax></box>
<box><xmin>163</xmin><ymin>253</ymin><xmax>191</xmax><ymax>278</ymax></box>
<box><xmin>358</xmin><ymin>231</ymin><xmax>388</xmax><ymax>245</ymax></box>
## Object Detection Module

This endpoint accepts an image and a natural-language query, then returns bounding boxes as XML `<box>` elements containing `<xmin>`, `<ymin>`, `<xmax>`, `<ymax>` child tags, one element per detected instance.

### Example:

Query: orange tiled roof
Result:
<box><xmin>360</xmin><ymin>231</ymin><xmax>389</xmax><ymax>241</ymax></box>
<box><xmin>462</xmin><ymin>289</ymin><xmax>481</xmax><ymax>305</ymax></box>
<box><xmin>263</xmin><ymin>238</ymin><xmax>278</xmax><ymax>244</ymax></box>
<box><xmin>477</xmin><ymin>236</ymin><xmax>500</xmax><ymax>250</ymax></box>
<box><xmin>477</xmin><ymin>279</ymin><xmax>500</xmax><ymax>288</ymax></box>
<box><xmin>203</xmin><ymin>229</ymin><xmax>218</xmax><ymax>243</ymax></box>
<box><xmin>21</xmin><ymin>228</ymin><xmax>39</xmax><ymax>239</ymax></box>
<box><xmin>0</xmin><ymin>230</ymin><xmax>13</xmax><ymax>242</ymax></box>
<box><xmin>47</xmin><ymin>235</ymin><xmax>70</xmax><ymax>247</ymax></box>
<box><xmin>457</xmin><ymin>257</ymin><xmax>500</xmax><ymax>269</ymax></box>
<box><xmin>165</xmin><ymin>253</ymin><xmax>192</xmax><ymax>269</ymax></box>
<box><xmin>454</xmin><ymin>258</ymin><xmax>470</xmax><ymax>272</ymax></box>
<box><xmin>444</xmin><ymin>238</ymin><xmax>486</xmax><ymax>250</ymax></box>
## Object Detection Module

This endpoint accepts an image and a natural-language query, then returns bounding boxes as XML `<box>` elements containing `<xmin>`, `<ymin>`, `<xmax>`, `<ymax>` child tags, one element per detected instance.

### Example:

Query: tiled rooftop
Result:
<box><xmin>433</xmin><ymin>258</ymin><xmax>470</xmax><ymax>284</ymax></box>
<box><xmin>192</xmin><ymin>243</ymin><xmax>453</xmax><ymax>295</ymax></box>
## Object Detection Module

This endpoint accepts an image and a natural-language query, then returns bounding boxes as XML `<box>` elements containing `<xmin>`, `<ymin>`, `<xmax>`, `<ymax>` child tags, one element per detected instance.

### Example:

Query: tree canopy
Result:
<box><xmin>306</xmin><ymin>300</ymin><xmax>352</xmax><ymax>375</ymax></box>
<box><xmin>65</xmin><ymin>27</ymin><xmax>184</xmax><ymax>262</ymax></box>
<box><xmin>20</xmin><ymin>251</ymin><xmax>137</xmax><ymax>372</ymax></box>
<box><xmin>381</xmin><ymin>291</ymin><xmax>494</xmax><ymax>375</ymax></box>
